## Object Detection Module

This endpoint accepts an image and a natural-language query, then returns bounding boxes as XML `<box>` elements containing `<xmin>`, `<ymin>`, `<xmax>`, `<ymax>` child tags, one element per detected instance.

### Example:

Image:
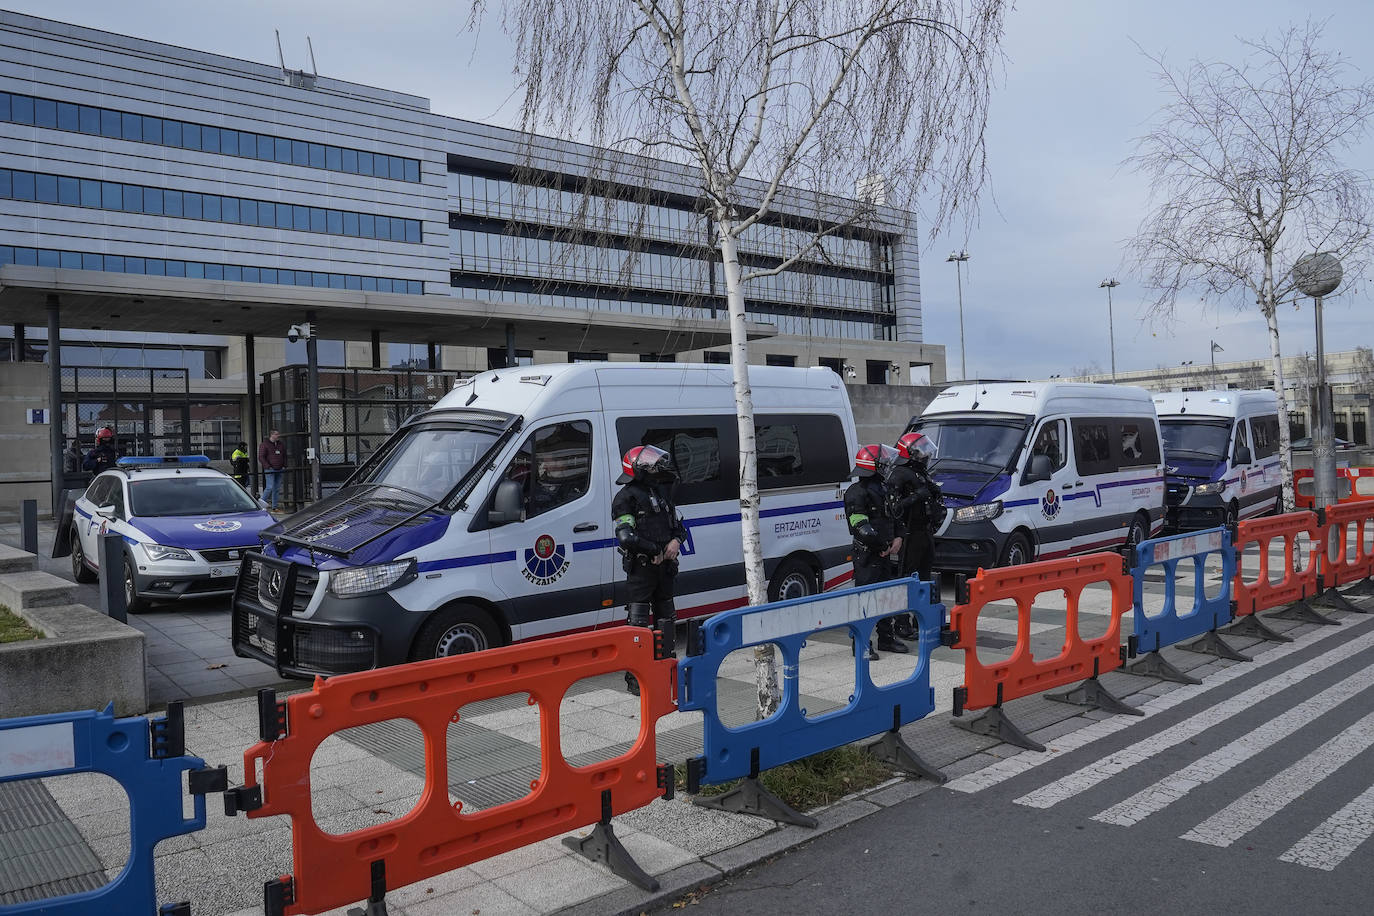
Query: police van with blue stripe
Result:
<box><xmin>68</xmin><ymin>456</ymin><xmax>276</xmax><ymax>610</ymax></box>
<box><xmin>1154</xmin><ymin>389</ymin><xmax>1282</xmax><ymax>531</ymax></box>
<box><xmin>908</xmin><ymin>382</ymin><xmax>1165</xmax><ymax>570</ymax></box>
<box><xmin>231</xmin><ymin>363</ymin><xmax>859</xmax><ymax>677</ymax></box>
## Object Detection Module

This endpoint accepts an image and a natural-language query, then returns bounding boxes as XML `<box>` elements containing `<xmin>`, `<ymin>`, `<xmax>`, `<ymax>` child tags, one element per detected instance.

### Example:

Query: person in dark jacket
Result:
<box><xmin>82</xmin><ymin>427</ymin><xmax>119</xmax><ymax>473</ymax></box>
<box><xmin>613</xmin><ymin>444</ymin><xmax>688</xmax><ymax>695</ymax></box>
<box><xmin>883</xmin><ymin>431</ymin><xmax>947</xmax><ymax>639</ymax></box>
<box><xmin>258</xmin><ymin>430</ymin><xmax>286</xmax><ymax>510</ymax></box>
<box><xmin>844</xmin><ymin>444</ymin><xmax>908</xmax><ymax>656</ymax></box>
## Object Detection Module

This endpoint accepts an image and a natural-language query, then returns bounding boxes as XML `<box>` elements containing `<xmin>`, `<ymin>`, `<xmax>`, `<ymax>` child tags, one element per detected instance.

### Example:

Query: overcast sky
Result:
<box><xmin>10</xmin><ymin>0</ymin><xmax>1374</xmax><ymax>380</ymax></box>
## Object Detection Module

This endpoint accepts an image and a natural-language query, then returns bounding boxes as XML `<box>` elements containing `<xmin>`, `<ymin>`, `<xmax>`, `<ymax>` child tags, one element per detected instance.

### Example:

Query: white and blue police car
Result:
<box><xmin>69</xmin><ymin>456</ymin><xmax>275</xmax><ymax>611</ymax></box>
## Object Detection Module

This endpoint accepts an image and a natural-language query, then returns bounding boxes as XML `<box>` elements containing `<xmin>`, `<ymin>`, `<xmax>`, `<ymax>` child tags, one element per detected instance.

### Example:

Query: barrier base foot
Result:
<box><xmin>1316</xmin><ymin>587</ymin><xmax>1369</xmax><ymax>614</ymax></box>
<box><xmin>951</xmin><ymin>706</ymin><xmax>1046</xmax><ymax>753</ymax></box>
<box><xmin>1268</xmin><ymin>598</ymin><xmax>1341</xmax><ymax>626</ymax></box>
<box><xmin>347</xmin><ymin>900</ymin><xmax>389</xmax><ymax>916</ymax></box>
<box><xmin>1125</xmin><ymin>650</ymin><xmax>1202</xmax><ymax>685</ymax></box>
<box><xmin>1046</xmin><ymin>676</ymin><xmax>1143</xmax><ymax>717</ymax></box>
<box><xmin>564</xmin><ymin>821</ymin><xmax>660</xmax><ymax>892</ymax></box>
<box><xmin>1224</xmin><ymin>613</ymin><xmax>1292</xmax><ymax>643</ymax></box>
<box><xmin>1182</xmin><ymin>629</ymin><xmax>1252</xmax><ymax>662</ymax></box>
<box><xmin>1345</xmin><ymin>578</ymin><xmax>1374</xmax><ymax>598</ymax></box>
<box><xmin>691</xmin><ymin>777</ymin><xmax>819</xmax><ymax>828</ymax></box>
<box><xmin>863</xmin><ymin>729</ymin><xmax>947</xmax><ymax>784</ymax></box>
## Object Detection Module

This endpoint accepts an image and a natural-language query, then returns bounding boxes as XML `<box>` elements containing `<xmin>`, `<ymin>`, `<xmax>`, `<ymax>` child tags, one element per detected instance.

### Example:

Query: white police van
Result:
<box><xmin>231</xmin><ymin>363</ymin><xmax>858</xmax><ymax>677</ymax></box>
<box><xmin>1154</xmin><ymin>389</ymin><xmax>1282</xmax><ymax>530</ymax></box>
<box><xmin>68</xmin><ymin>456</ymin><xmax>275</xmax><ymax>610</ymax></box>
<box><xmin>908</xmin><ymin>382</ymin><xmax>1165</xmax><ymax>570</ymax></box>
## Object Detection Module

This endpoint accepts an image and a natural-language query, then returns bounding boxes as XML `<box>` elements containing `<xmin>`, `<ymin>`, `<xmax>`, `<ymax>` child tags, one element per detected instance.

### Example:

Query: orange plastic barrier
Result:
<box><xmin>1231</xmin><ymin>510</ymin><xmax>1321</xmax><ymax>615</ymax></box>
<box><xmin>1294</xmin><ymin>467</ymin><xmax>1374</xmax><ymax>510</ymax></box>
<box><xmin>1319</xmin><ymin>501</ymin><xmax>1374</xmax><ymax>587</ymax></box>
<box><xmin>948</xmin><ymin>553</ymin><xmax>1135</xmax><ymax>750</ymax></box>
<box><xmin>235</xmin><ymin>627</ymin><xmax>676</xmax><ymax>916</ymax></box>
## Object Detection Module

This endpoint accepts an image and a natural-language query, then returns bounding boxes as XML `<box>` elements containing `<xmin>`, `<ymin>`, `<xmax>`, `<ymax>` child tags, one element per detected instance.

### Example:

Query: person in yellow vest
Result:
<box><xmin>230</xmin><ymin>441</ymin><xmax>251</xmax><ymax>490</ymax></box>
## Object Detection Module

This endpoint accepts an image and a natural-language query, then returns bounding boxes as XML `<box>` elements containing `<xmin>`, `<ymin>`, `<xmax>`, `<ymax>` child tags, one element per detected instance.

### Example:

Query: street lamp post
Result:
<box><xmin>948</xmin><ymin>250</ymin><xmax>970</xmax><ymax>379</ymax></box>
<box><xmin>1292</xmin><ymin>252</ymin><xmax>1344</xmax><ymax>512</ymax></box>
<box><xmin>1100</xmin><ymin>279</ymin><xmax>1120</xmax><ymax>382</ymax></box>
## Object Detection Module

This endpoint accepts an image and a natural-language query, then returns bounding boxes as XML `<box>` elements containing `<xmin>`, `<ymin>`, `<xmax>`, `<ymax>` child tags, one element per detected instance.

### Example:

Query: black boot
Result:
<box><xmin>877</xmin><ymin>634</ymin><xmax>909</xmax><ymax>654</ymax></box>
<box><xmin>893</xmin><ymin>615</ymin><xmax>918</xmax><ymax>641</ymax></box>
<box><xmin>866</xmin><ymin>640</ymin><xmax>879</xmax><ymax>661</ymax></box>
<box><xmin>624</xmin><ymin>671</ymin><xmax>640</xmax><ymax>696</ymax></box>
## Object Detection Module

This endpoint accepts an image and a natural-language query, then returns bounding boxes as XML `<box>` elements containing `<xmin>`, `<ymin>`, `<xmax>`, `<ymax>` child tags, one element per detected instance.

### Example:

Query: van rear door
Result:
<box><xmin>482</xmin><ymin>417</ymin><xmax>615</xmax><ymax>639</ymax></box>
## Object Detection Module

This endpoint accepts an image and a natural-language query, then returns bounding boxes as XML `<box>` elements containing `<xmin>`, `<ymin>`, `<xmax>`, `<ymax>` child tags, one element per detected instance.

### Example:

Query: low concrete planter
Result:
<box><xmin>0</xmin><ymin>565</ymin><xmax>147</xmax><ymax>717</ymax></box>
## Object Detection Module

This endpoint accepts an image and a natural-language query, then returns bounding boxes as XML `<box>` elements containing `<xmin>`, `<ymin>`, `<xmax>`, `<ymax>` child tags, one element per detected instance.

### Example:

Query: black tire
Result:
<box><xmin>768</xmin><ymin>557</ymin><xmax>818</xmax><ymax>602</ymax></box>
<box><xmin>998</xmin><ymin>532</ymin><xmax>1032</xmax><ymax>567</ymax></box>
<box><xmin>1225</xmin><ymin>501</ymin><xmax>1239</xmax><ymax>531</ymax></box>
<box><xmin>410</xmin><ymin>604</ymin><xmax>501</xmax><ymax>662</ymax></box>
<box><xmin>122</xmin><ymin>554</ymin><xmax>150</xmax><ymax>613</ymax></box>
<box><xmin>1126</xmin><ymin>513</ymin><xmax>1150</xmax><ymax>551</ymax></box>
<box><xmin>70</xmin><ymin>532</ymin><xmax>97</xmax><ymax>583</ymax></box>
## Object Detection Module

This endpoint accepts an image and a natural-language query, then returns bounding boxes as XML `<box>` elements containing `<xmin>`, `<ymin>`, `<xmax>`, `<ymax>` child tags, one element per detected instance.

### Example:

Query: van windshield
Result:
<box><xmin>359</xmin><ymin>425</ymin><xmax>502</xmax><ymax>501</ymax></box>
<box><xmin>912</xmin><ymin>416</ymin><xmax>1030</xmax><ymax>472</ymax></box>
<box><xmin>1160</xmin><ymin>419</ymin><xmax>1232</xmax><ymax>459</ymax></box>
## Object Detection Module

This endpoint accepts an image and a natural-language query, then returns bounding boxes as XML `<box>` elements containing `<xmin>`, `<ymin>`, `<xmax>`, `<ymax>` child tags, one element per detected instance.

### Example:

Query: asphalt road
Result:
<box><xmin>657</xmin><ymin>612</ymin><xmax>1374</xmax><ymax>915</ymax></box>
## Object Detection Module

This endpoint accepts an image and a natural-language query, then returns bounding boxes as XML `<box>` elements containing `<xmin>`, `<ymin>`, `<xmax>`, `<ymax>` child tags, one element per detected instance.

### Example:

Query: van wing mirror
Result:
<box><xmin>1233</xmin><ymin>445</ymin><xmax>1252</xmax><ymax>466</ymax></box>
<box><xmin>1025</xmin><ymin>453</ymin><xmax>1053</xmax><ymax>483</ymax></box>
<box><xmin>487</xmin><ymin>479</ymin><xmax>525</xmax><ymax>527</ymax></box>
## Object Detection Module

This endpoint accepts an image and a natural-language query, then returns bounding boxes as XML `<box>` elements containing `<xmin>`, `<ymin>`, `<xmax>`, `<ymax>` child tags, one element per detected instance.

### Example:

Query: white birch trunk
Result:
<box><xmin>1260</xmin><ymin>250</ymin><xmax>1296</xmax><ymax>512</ymax></box>
<box><xmin>717</xmin><ymin>218</ymin><xmax>780</xmax><ymax>718</ymax></box>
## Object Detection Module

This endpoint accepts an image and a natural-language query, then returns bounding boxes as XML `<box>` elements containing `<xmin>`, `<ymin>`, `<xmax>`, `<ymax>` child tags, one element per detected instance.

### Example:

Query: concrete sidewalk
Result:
<box><xmin>7</xmin><ymin>546</ymin><xmax>1364</xmax><ymax>916</ymax></box>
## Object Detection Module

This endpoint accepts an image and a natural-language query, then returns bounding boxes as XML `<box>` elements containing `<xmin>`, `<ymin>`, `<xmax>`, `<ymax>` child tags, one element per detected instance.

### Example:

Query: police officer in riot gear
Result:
<box><xmin>82</xmin><ymin>427</ymin><xmax>119</xmax><ymax>473</ymax></box>
<box><xmin>845</xmin><ymin>444</ymin><xmax>909</xmax><ymax>655</ymax></box>
<box><xmin>613</xmin><ymin>444</ymin><xmax>689</xmax><ymax>695</ymax></box>
<box><xmin>883</xmin><ymin>431</ymin><xmax>947</xmax><ymax>640</ymax></box>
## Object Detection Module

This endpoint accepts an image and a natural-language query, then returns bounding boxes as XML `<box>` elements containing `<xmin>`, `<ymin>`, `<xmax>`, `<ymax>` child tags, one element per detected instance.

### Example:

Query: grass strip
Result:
<box><xmin>0</xmin><ymin>605</ymin><xmax>43</xmax><ymax>643</ymax></box>
<box><xmin>677</xmin><ymin>745</ymin><xmax>892</xmax><ymax>811</ymax></box>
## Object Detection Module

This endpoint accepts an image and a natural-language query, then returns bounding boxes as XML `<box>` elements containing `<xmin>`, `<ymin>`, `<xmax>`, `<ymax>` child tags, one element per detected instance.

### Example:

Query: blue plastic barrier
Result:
<box><xmin>679</xmin><ymin>576</ymin><xmax>944</xmax><ymax>799</ymax></box>
<box><xmin>0</xmin><ymin>702</ymin><xmax>220</xmax><ymax>915</ymax></box>
<box><xmin>1129</xmin><ymin>526</ymin><xmax>1236</xmax><ymax>656</ymax></box>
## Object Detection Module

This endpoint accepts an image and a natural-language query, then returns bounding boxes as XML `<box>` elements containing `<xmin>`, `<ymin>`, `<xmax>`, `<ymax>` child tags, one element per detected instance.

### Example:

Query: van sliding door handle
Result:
<box><xmin>573</xmin><ymin>522</ymin><xmax>599</xmax><ymax>533</ymax></box>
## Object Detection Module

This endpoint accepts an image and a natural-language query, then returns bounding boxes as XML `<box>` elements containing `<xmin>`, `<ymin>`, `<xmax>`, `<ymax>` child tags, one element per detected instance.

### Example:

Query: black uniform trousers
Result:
<box><xmin>853</xmin><ymin>548</ymin><xmax>899</xmax><ymax>638</ymax></box>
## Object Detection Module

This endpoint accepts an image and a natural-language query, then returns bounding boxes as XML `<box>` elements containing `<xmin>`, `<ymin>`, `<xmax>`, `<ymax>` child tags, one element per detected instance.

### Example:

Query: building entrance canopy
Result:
<box><xmin>0</xmin><ymin>266</ymin><xmax>774</xmax><ymax>352</ymax></box>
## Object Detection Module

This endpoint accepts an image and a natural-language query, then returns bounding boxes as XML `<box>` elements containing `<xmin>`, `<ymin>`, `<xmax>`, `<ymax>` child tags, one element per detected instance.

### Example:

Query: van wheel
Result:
<box><xmin>1126</xmin><ymin>513</ymin><xmax>1150</xmax><ymax>551</ymax></box>
<box><xmin>998</xmin><ymin>533</ymin><xmax>1032</xmax><ymax>567</ymax></box>
<box><xmin>1225</xmin><ymin>501</ymin><xmax>1239</xmax><ymax>530</ymax></box>
<box><xmin>769</xmin><ymin>557</ymin><xmax>818</xmax><ymax>602</ymax></box>
<box><xmin>411</xmin><ymin>605</ymin><xmax>500</xmax><ymax>661</ymax></box>
<box><xmin>70</xmin><ymin>532</ymin><xmax>97</xmax><ymax>583</ymax></box>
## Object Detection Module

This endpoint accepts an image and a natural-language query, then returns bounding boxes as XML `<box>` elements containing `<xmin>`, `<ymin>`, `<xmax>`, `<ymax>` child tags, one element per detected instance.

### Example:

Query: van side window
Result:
<box><xmin>1073</xmin><ymin>420</ymin><xmax>1113</xmax><ymax>475</ymax></box>
<box><xmin>643</xmin><ymin>427</ymin><xmax>721</xmax><ymax>487</ymax></box>
<box><xmin>757</xmin><ymin>424</ymin><xmax>803</xmax><ymax>478</ymax></box>
<box><xmin>1233</xmin><ymin>420</ymin><xmax>1250</xmax><ymax>462</ymax></box>
<box><xmin>1251</xmin><ymin>415</ymin><xmax>1279</xmax><ymax>459</ymax></box>
<box><xmin>1028</xmin><ymin>420</ymin><xmax>1067</xmax><ymax>476</ymax></box>
<box><xmin>500</xmin><ymin>421</ymin><xmax>592</xmax><ymax>519</ymax></box>
<box><xmin>1119</xmin><ymin>422</ymin><xmax>1160</xmax><ymax>466</ymax></box>
<box><xmin>755</xmin><ymin>414</ymin><xmax>850</xmax><ymax>489</ymax></box>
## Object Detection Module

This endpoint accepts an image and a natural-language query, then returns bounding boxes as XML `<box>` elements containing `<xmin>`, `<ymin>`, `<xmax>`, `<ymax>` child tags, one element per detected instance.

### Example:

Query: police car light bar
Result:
<box><xmin>115</xmin><ymin>455</ymin><xmax>212</xmax><ymax>468</ymax></box>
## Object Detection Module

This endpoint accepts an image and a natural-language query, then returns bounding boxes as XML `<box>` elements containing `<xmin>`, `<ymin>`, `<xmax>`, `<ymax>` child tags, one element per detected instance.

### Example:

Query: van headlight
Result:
<box><xmin>1193</xmin><ymin>481</ymin><xmax>1225</xmax><ymax>496</ymax></box>
<box><xmin>328</xmin><ymin>559</ymin><xmax>417</xmax><ymax>597</ymax></box>
<box><xmin>144</xmin><ymin>543</ymin><xmax>194</xmax><ymax>562</ymax></box>
<box><xmin>954</xmin><ymin>501</ymin><xmax>1003</xmax><ymax>523</ymax></box>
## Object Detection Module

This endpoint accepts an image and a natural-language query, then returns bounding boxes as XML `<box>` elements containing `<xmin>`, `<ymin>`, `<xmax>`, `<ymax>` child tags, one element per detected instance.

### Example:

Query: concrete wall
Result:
<box><xmin>0</xmin><ymin>361</ymin><xmax>53</xmax><ymax>515</ymax></box>
<box><xmin>847</xmin><ymin>383</ymin><xmax>943</xmax><ymax>446</ymax></box>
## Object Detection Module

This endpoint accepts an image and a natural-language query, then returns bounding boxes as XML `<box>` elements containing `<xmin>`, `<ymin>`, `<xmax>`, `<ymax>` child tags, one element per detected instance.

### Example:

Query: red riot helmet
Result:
<box><xmin>618</xmin><ymin>444</ymin><xmax>677</xmax><ymax>484</ymax></box>
<box><xmin>853</xmin><ymin>444</ymin><xmax>898</xmax><ymax>477</ymax></box>
<box><xmin>96</xmin><ymin>427</ymin><xmax>115</xmax><ymax>444</ymax></box>
<box><xmin>895</xmin><ymin>431</ymin><xmax>936</xmax><ymax>466</ymax></box>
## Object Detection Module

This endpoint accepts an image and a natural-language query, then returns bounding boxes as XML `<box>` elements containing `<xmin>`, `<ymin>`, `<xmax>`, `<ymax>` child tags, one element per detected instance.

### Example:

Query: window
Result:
<box><xmin>1073</xmin><ymin>419</ymin><xmax>1114</xmax><ymax>476</ymax></box>
<box><xmin>702</xmin><ymin>351</ymin><xmax>730</xmax><ymax>364</ymax></box>
<box><xmin>486</xmin><ymin>347</ymin><xmax>534</xmax><ymax>369</ymax></box>
<box><xmin>756</xmin><ymin>423</ymin><xmax>803</xmax><ymax>479</ymax></box>
<box><xmin>618</xmin><ymin>416</ymin><xmax>735</xmax><ymax>505</ymax></box>
<box><xmin>1251</xmin><ymin>414</ymin><xmax>1279</xmax><ymax>459</ymax></box>
<box><xmin>766</xmin><ymin>354</ymin><xmax>797</xmax><ymax>367</ymax></box>
<box><xmin>643</xmin><ymin>427</ymin><xmax>721</xmax><ymax>488</ymax></box>
<box><xmin>866</xmin><ymin>360</ymin><xmax>889</xmax><ymax>384</ymax></box>
<box><xmin>568</xmin><ymin>351</ymin><xmax>609</xmax><ymax>362</ymax></box>
<box><xmin>1233</xmin><ymin>418</ymin><xmax>1251</xmax><ymax>462</ymax></box>
<box><xmin>1027</xmin><ymin>419</ymin><xmax>1067</xmax><ymax>478</ymax></box>
<box><xmin>499</xmin><ymin>421</ymin><xmax>593</xmax><ymax>519</ymax></box>
<box><xmin>1120</xmin><ymin>423</ymin><xmax>1146</xmax><ymax>463</ymax></box>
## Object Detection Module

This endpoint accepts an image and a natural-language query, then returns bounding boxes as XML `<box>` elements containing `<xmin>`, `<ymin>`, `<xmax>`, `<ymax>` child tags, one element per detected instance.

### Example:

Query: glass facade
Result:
<box><xmin>447</xmin><ymin>169</ymin><xmax>897</xmax><ymax>342</ymax></box>
<box><xmin>0</xmin><ymin>245</ymin><xmax>423</xmax><ymax>295</ymax></box>
<box><xmin>0</xmin><ymin>168</ymin><xmax>422</xmax><ymax>243</ymax></box>
<box><xmin>0</xmin><ymin>90</ymin><xmax>421</xmax><ymax>182</ymax></box>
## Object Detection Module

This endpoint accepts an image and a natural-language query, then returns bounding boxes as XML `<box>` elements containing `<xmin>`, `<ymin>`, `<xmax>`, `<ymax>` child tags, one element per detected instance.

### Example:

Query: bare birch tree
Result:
<box><xmin>473</xmin><ymin>0</ymin><xmax>1006</xmax><ymax>714</ymax></box>
<box><xmin>1126</xmin><ymin>22</ymin><xmax>1374</xmax><ymax>510</ymax></box>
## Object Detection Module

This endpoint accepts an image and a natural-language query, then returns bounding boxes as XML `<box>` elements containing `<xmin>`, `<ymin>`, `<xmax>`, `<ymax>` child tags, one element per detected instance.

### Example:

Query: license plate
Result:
<box><xmin>209</xmin><ymin>564</ymin><xmax>237</xmax><ymax>578</ymax></box>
